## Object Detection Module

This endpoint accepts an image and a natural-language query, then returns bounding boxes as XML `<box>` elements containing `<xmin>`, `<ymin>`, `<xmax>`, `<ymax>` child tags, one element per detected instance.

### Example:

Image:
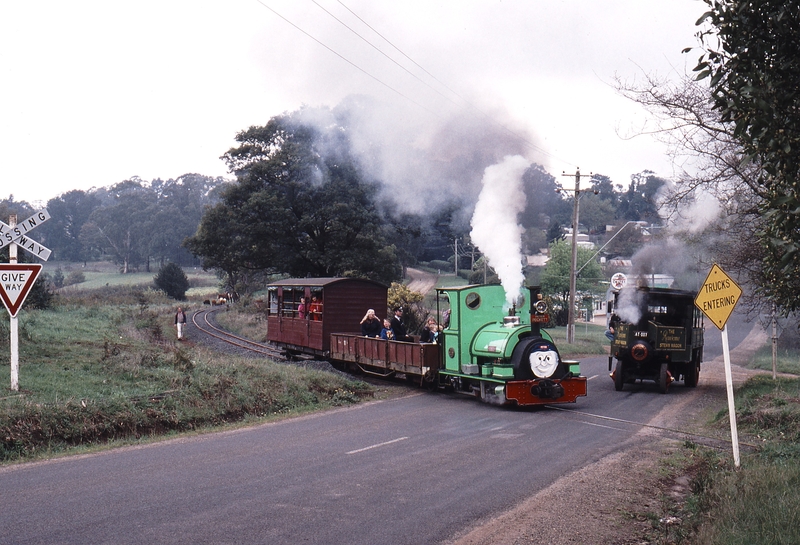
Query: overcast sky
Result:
<box><xmin>0</xmin><ymin>0</ymin><xmax>707</xmax><ymax>207</ymax></box>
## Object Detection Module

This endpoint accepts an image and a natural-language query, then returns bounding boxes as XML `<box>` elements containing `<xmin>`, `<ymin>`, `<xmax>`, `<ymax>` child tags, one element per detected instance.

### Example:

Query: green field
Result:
<box><xmin>0</xmin><ymin>267</ymin><xmax>374</xmax><ymax>462</ymax></box>
<box><xmin>45</xmin><ymin>261</ymin><xmax>220</xmax><ymax>297</ymax></box>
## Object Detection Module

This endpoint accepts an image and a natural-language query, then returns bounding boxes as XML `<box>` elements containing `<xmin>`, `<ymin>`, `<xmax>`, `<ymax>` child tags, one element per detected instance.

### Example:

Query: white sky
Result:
<box><xmin>0</xmin><ymin>0</ymin><xmax>707</xmax><ymax>207</ymax></box>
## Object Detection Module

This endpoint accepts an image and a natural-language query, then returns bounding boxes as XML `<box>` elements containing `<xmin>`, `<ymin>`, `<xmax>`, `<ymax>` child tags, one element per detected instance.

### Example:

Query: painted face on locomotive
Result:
<box><xmin>529</xmin><ymin>344</ymin><xmax>560</xmax><ymax>378</ymax></box>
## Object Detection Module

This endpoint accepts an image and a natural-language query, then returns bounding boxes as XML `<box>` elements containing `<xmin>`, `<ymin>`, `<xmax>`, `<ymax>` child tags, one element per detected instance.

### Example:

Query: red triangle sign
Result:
<box><xmin>0</xmin><ymin>264</ymin><xmax>42</xmax><ymax>317</ymax></box>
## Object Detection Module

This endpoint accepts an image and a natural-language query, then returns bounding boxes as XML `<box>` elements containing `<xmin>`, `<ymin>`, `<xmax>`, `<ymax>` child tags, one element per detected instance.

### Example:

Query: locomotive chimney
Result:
<box><xmin>528</xmin><ymin>285</ymin><xmax>543</xmax><ymax>337</ymax></box>
<box><xmin>502</xmin><ymin>302</ymin><xmax>520</xmax><ymax>326</ymax></box>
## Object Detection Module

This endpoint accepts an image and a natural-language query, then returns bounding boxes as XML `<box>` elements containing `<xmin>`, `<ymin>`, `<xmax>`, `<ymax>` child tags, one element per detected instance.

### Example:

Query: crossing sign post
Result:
<box><xmin>2</xmin><ymin>211</ymin><xmax>51</xmax><ymax>391</ymax></box>
<box><xmin>0</xmin><ymin>209</ymin><xmax>52</xmax><ymax>260</ymax></box>
<box><xmin>695</xmin><ymin>264</ymin><xmax>742</xmax><ymax>467</ymax></box>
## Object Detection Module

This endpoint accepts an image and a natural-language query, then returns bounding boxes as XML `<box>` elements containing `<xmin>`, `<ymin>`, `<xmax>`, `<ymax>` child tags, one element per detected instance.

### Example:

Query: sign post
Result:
<box><xmin>694</xmin><ymin>264</ymin><xmax>743</xmax><ymax>467</ymax></box>
<box><xmin>0</xmin><ymin>211</ymin><xmax>51</xmax><ymax>391</ymax></box>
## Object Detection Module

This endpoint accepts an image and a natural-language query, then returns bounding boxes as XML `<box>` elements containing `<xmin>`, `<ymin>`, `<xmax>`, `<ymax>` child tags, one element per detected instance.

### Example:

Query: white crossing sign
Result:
<box><xmin>0</xmin><ymin>209</ymin><xmax>51</xmax><ymax>260</ymax></box>
<box><xmin>11</xmin><ymin>233</ymin><xmax>51</xmax><ymax>260</ymax></box>
<box><xmin>0</xmin><ymin>264</ymin><xmax>42</xmax><ymax>318</ymax></box>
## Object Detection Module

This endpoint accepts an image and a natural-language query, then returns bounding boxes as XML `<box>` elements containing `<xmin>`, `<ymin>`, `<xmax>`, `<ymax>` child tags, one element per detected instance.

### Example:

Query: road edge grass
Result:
<box><xmin>0</xmin><ymin>287</ymin><xmax>376</xmax><ymax>464</ymax></box>
<box><xmin>634</xmin><ymin>373</ymin><xmax>800</xmax><ymax>544</ymax></box>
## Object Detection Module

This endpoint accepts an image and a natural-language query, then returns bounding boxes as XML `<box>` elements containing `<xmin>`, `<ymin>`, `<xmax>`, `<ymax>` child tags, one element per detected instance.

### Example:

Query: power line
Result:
<box><xmin>310</xmin><ymin>0</ymin><xmax>449</xmax><ymax>103</ymax></box>
<box><xmin>335</xmin><ymin>0</ymin><xmax>469</xmax><ymax>106</ymax></box>
<box><xmin>255</xmin><ymin>0</ymin><xmax>575</xmax><ymax>166</ymax></box>
<box><xmin>330</xmin><ymin>0</ymin><xmax>569</xmax><ymax>163</ymax></box>
<box><xmin>253</xmin><ymin>0</ymin><xmax>441</xmax><ymax>119</ymax></box>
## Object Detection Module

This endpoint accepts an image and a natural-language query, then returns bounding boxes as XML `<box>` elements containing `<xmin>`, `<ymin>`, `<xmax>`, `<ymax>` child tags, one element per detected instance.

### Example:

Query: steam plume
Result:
<box><xmin>616</xmin><ymin>287</ymin><xmax>643</xmax><ymax>324</ymax></box>
<box><xmin>470</xmin><ymin>155</ymin><xmax>529</xmax><ymax>305</ymax></box>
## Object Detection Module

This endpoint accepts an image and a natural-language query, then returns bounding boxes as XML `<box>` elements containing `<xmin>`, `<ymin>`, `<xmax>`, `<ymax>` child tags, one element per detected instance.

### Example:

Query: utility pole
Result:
<box><xmin>8</xmin><ymin>215</ymin><xmax>18</xmax><ymax>390</ymax></box>
<box><xmin>771</xmin><ymin>303</ymin><xmax>777</xmax><ymax>380</ymax></box>
<box><xmin>560</xmin><ymin>169</ymin><xmax>594</xmax><ymax>344</ymax></box>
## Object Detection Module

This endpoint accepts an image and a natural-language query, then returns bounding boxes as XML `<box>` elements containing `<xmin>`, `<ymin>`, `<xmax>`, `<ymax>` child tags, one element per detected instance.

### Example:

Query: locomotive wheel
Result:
<box><xmin>613</xmin><ymin>359</ymin><xmax>624</xmax><ymax>391</ymax></box>
<box><xmin>659</xmin><ymin>363</ymin><xmax>671</xmax><ymax>394</ymax></box>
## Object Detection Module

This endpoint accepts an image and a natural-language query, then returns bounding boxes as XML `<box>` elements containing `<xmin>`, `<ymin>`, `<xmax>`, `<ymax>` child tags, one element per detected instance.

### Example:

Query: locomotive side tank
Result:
<box><xmin>438</xmin><ymin>284</ymin><xmax>587</xmax><ymax>406</ymax></box>
<box><xmin>608</xmin><ymin>286</ymin><xmax>704</xmax><ymax>393</ymax></box>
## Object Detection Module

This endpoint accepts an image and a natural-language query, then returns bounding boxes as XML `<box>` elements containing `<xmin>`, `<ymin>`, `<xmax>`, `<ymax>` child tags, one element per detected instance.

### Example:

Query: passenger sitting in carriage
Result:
<box><xmin>419</xmin><ymin>317</ymin><xmax>440</xmax><ymax>343</ymax></box>
<box><xmin>380</xmin><ymin>318</ymin><xmax>394</xmax><ymax>340</ymax></box>
<box><xmin>309</xmin><ymin>296</ymin><xmax>322</xmax><ymax>321</ymax></box>
<box><xmin>360</xmin><ymin>309</ymin><xmax>382</xmax><ymax>337</ymax></box>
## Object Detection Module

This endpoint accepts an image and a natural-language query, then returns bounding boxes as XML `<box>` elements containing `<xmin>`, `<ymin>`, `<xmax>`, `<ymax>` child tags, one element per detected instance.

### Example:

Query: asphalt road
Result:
<box><xmin>0</xmin><ymin>314</ymin><xmax>757</xmax><ymax>545</ymax></box>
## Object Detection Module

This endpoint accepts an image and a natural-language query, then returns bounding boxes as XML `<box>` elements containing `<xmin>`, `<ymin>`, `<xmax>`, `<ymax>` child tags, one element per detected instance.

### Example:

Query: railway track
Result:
<box><xmin>191</xmin><ymin>307</ymin><xmax>284</xmax><ymax>358</ymax></box>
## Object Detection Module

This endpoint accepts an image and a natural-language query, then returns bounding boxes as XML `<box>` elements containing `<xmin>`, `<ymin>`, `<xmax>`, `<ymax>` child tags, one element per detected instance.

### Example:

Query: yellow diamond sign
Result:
<box><xmin>695</xmin><ymin>264</ymin><xmax>742</xmax><ymax>330</ymax></box>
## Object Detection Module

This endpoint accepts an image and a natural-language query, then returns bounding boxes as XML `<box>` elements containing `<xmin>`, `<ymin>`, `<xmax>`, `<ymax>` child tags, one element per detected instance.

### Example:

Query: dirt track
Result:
<box><xmin>406</xmin><ymin>267</ymin><xmax>439</xmax><ymax>294</ymax></box>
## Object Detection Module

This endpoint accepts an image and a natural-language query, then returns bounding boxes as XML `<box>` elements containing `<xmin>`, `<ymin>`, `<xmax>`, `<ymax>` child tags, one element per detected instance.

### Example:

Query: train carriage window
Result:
<box><xmin>268</xmin><ymin>290</ymin><xmax>278</xmax><ymax>315</ymax></box>
<box><xmin>309</xmin><ymin>290</ymin><xmax>323</xmax><ymax>321</ymax></box>
<box><xmin>279</xmin><ymin>288</ymin><xmax>306</xmax><ymax>317</ymax></box>
<box><xmin>465</xmin><ymin>292</ymin><xmax>481</xmax><ymax>310</ymax></box>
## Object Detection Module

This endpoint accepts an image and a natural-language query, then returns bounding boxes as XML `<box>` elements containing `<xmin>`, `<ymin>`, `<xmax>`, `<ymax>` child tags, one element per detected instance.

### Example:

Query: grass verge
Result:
<box><xmin>545</xmin><ymin>322</ymin><xmax>611</xmax><ymax>357</ymax></box>
<box><xmin>640</xmin><ymin>374</ymin><xmax>800</xmax><ymax>544</ymax></box>
<box><xmin>0</xmin><ymin>287</ymin><xmax>374</xmax><ymax>463</ymax></box>
<box><xmin>749</xmin><ymin>343</ymin><xmax>800</xmax><ymax>375</ymax></box>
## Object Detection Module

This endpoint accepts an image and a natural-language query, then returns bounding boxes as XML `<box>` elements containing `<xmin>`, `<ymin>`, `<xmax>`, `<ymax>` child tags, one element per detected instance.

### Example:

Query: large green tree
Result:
<box><xmin>186</xmin><ymin>109</ymin><xmax>401</xmax><ymax>286</ymax></box>
<box><xmin>578</xmin><ymin>193</ymin><xmax>617</xmax><ymax>235</ymax></box>
<box><xmin>147</xmin><ymin>174</ymin><xmax>225</xmax><ymax>268</ymax></box>
<box><xmin>520</xmin><ymin>163</ymin><xmax>571</xmax><ymax>230</ymax></box>
<box><xmin>616</xmin><ymin>170</ymin><xmax>666</xmax><ymax>222</ymax></box>
<box><xmin>79</xmin><ymin>180</ymin><xmax>155</xmax><ymax>273</ymax></box>
<box><xmin>41</xmin><ymin>190</ymin><xmax>100</xmax><ymax>263</ymax></box>
<box><xmin>540</xmin><ymin>239</ymin><xmax>604</xmax><ymax>308</ymax></box>
<box><xmin>695</xmin><ymin>0</ymin><xmax>800</xmax><ymax>310</ymax></box>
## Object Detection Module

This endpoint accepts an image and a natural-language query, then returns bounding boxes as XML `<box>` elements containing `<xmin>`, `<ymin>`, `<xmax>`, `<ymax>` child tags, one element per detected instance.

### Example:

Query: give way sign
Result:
<box><xmin>0</xmin><ymin>264</ymin><xmax>42</xmax><ymax>317</ymax></box>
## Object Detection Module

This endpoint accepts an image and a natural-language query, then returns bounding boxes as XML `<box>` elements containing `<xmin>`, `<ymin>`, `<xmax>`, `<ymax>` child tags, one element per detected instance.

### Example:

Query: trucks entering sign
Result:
<box><xmin>694</xmin><ymin>264</ymin><xmax>742</xmax><ymax>330</ymax></box>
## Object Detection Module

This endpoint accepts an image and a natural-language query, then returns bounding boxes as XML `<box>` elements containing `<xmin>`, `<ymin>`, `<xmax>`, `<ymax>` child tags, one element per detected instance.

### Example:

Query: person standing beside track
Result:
<box><xmin>175</xmin><ymin>307</ymin><xmax>187</xmax><ymax>340</ymax></box>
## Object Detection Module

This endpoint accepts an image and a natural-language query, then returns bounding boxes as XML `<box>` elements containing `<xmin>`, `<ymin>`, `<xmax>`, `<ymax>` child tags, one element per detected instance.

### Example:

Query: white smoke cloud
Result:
<box><xmin>333</xmin><ymin>94</ymin><xmax>542</xmax><ymax>217</ymax></box>
<box><xmin>470</xmin><ymin>155</ymin><xmax>529</xmax><ymax>305</ymax></box>
<box><xmin>615</xmin><ymin>287</ymin><xmax>643</xmax><ymax>324</ymax></box>
<box><xmin>657</xmin><ymin>183</ymin><xmax>723</xmax><ymax>235</ymax></box>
